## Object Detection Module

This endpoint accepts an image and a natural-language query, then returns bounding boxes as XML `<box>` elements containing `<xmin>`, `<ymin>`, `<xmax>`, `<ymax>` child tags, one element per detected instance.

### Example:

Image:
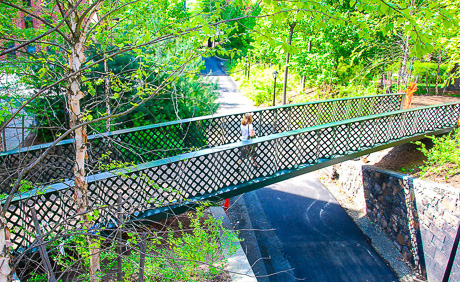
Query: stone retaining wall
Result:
<box><xmin>362</xmin><ymin>167</ymin><xmax>418</xmax><ymax>267</ymax></box>
<box><xmin>363</xmin><ymin>166</ymin><xmax>460</xmax><ymax>281</ymax></box>
<box><xmin>326</xmin><ymin>162</ymin><xmax>460</xmax><ymax>281</ymax></box>
<box><xmin>413</xmin><ymin>179</ymin><xmax>460</xmax><ymax>282</ymax></box>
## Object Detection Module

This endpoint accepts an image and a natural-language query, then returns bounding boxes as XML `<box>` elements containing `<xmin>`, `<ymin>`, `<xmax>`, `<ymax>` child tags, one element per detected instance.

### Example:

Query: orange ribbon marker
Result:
<box><xmin>403</xmin><ymin>82</ymin><xmax>417</xmax><ymax>109</ymax></box>
<box><xmin>458</xmin><ymin>112</ymin><xmax>460</xmax><ymax>128</ymax></box>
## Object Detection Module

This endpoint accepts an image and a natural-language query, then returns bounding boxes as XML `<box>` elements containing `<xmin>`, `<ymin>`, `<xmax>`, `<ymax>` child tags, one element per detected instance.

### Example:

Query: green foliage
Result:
<box><xmin>27</xmin><ymin>273</ymin><xmax>50</xmax><ymax>282</ymax></box>
<box><xmin>414</xmin><ymin>130</ymin><xmax>460</xmax><ymax>180</ymax></box>
<box><xmin>29</xmin><ymin>50</ymin><xmax>219</xmax><ymax>139</ymax></box>
<box><xmin>230</xmin><ymin>61</ymin><xmax>382</xmax><ymax>105</ymax></box>
<box><xmin>122</xmin><ymin>207</ymin><xmax>239</xmax><ymax>281</ymax></box>
<box><xmin>51</xmin><ymin>232</ymin><xmax>114</xmax><ymax>281</ymax></box>
<box><xmin>333</xmin><ymin>84</ymin><xmax>382</xmax><ymax>99</ymax></box>
<box><xmin>232</xmin><ymin>63</ymin><xmax>289</xmax><ymax>106</ymax></box>
<box><xmin>412</xmin><ymin>62</ymin><xmax>449</xmax><ymax>84</ymax></box>
<box><xmin>46</xmin><ymin>207</ymin><xmax>238</xmax><ymax>281</ymax></box>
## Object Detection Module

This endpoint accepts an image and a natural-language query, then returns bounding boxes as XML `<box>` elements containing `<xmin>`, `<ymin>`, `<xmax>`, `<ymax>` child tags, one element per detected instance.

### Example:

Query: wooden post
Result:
<box><xmin>21</xmin><ymin>116</ymin><xmax>25</xmax><ymax>145</ymax></box>
<box><xmin>138</xmin><ymin>232</ymin><xmax>146</xmax><ymax>282</ymax></box>
<box><xmin>31</xmin><ymin>207</ymin><xmax>56</xmax><ymax>282</ymax></box>
<box><xmin>117</xmin><ymin>196</ymin><xmax>123</xmax><ymax>281</ymax></box>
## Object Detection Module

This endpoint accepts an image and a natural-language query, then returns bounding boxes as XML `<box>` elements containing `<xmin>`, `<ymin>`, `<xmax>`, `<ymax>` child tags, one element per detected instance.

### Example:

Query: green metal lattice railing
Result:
<box><xmin>5</xmin><ymin>101</ymin><xmax>459</xmax><ymax>251</ymax></box>
<box><xmin>0</xmin><ymin>93</ymin><xmax>405</xmax><ymax>193</ymax></box>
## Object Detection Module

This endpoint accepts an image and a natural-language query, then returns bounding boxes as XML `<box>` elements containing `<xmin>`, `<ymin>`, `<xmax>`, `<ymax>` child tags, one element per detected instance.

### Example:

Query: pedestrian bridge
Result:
<box><xmin>2</xmin><ymin>94</ymin><xmax>460</xmax><ymax>250</ymax></box>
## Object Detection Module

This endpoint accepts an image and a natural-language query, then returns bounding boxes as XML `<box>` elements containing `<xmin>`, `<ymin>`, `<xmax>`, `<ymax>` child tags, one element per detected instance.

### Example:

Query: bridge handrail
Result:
<box><xmin>0</xmin><ymin>93</ymin><xmax>405</xmax><ymax>193</ymax></box>
<box><xmin>10</xmin><ymin>100</ymin><xmax>459</xmax><ymax>202</ymax></box>
<box><xmin>5</xmin><ymin>101</ymin><xmax>459</xmax><ymax>250</ymax></box>
<box><xmin>0</xmin><ymin>93</ymin><xmax>404</xmax><ymax>157</ymax></box>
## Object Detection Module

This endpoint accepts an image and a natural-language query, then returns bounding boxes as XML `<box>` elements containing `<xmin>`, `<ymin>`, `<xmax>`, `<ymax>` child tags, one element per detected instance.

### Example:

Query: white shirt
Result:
<box><xmin>241</xmin><ymin>123</ymin><xmax>253</xmax><ymax>141</ymax></box>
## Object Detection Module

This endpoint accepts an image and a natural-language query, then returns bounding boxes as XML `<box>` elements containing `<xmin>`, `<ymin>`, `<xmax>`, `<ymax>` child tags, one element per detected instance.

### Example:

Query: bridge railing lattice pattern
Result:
<box><xmin>0</xmin><ymin>94</ymin><xmax>404</xmax><ymax>193</ymax></box>
<box><xmin>5</xmin><ymin>101</ymin><xmax>459</xmax><ymax>251</ymax></box>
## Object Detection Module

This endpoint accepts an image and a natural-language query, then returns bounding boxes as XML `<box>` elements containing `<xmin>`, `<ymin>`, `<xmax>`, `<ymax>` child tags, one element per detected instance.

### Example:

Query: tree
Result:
<box><xmin>1</xmin><ymin>0</ymin><xmax>458</xmax><ymax>280</ymax></box>
<box><xmin>0</xmin><ymin>0</ymin><xmax>287</xmax><ymax>279</ymax></box>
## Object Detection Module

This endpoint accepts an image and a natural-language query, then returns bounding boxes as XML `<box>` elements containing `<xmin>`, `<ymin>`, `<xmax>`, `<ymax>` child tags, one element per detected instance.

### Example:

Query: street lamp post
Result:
<box><xmin>272</xmin><ymin>70</ymin><xmax>278</xmax><ymax>106</ymax></box>
<box><xmin>248</xmin><ymin>58</ymin><xmax>251</xmax><ymax>79</ymax></box>
<box><xmin>245</xmin><ymin>56</ymin><xmax>248</xmax><ymax>78</ymax></box>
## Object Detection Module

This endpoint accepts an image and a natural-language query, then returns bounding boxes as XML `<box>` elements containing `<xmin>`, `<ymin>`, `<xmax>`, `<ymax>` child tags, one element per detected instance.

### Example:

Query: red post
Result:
<box><xmin>224</xmin><ymin>198</ymin><xmax>230</xmax><ymax>213</ymax></box>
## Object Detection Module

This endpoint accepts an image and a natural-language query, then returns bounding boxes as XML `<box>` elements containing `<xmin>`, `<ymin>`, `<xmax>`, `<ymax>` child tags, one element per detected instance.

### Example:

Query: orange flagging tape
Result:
<box><xmin>403</xmin><ymin>82</ymin><xmax>417</xmax><ymax>109</ymax></box>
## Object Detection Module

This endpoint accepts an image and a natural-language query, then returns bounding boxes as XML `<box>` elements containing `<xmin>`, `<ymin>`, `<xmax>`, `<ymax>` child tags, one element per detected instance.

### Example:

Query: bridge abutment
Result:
<box><xmin>320</xmin><ymin>154</ymin><xmax>460</xmax><ymax>282</ymax></box>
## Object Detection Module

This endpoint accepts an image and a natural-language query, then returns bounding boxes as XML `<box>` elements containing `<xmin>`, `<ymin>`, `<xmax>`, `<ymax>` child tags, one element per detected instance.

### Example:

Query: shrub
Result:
<box><xmin>45</xmin><ymin>206</ymin><xmax>238</xmax><ymax>281</ymax></box>
<box><xmin>414</xmin><ymin>129</ymin><xmax>460</xmax><ymax>180</ymax></box>
<box><xmin>231</xmin><ymin>61</ymin><xmax>300</xmax><ymax>106</ymax></box>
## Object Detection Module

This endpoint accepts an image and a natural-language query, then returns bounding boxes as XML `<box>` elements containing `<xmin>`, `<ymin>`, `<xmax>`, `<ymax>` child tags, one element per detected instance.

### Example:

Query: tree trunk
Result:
<box><xmin>381</xmin><ymin>72</ymin><xmax>384</xmax><ymax>89</ymax></box>
<box><xmin>426</xmin><ymin>70</ymin><xmax>429</xmax><ymax>95</ymax></box>
<box><xmin>397</xmin><ymin>36</ymin><xmax>410</xmax><ymax>91</ymax></box>
<box><xmin>382</xmin><ymin>73</ymin><xmax>387</xmax><ymax>94</ymax></box>
<box><xmin>68</xmin><ymin>2</ymin><xmax>101</xmax><ymax>280</ymax></box>
<box><xmin>104</xmin><ymin>60</ymin><xmax>111</xmax><ymax>132</ymax></box>
<box><xmin>0</xmin><ymin>217</ymin><xmax>11</xmax><ymax>282</ymax></box>
<box><xmin>0</xmin><ymin>111</ymin><xmax>11</xmax><ymax>282</ymax></box>
<box><xmin>406</xmin><ymin>58</ymin><xmax>414</xmax><ymax>89</ymax></box>
<box><xmin>282</xmin><ymin>22</ymin><xmax>296</xmax><ymax>105</ymax></box>
<box><xmin>436</xmin><ymin>51</ymin><xmax>442</xmax><ymax>95</ymax></box>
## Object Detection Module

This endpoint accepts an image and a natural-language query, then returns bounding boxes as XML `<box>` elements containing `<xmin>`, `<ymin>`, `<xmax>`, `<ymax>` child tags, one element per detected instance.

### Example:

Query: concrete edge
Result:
<box><xmin>209</xmin><ymin>206</ymin><xmax>257</xmax><ymax>282</ymax></box>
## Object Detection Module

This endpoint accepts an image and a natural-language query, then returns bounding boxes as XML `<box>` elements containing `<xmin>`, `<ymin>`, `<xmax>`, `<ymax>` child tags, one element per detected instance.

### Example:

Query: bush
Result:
<box><xmin>386</xmin><ymin>61</ymin><xmax>449</xmax><ymax>86</ymax></box>
<box><xmin>414</xmin><ymin>129</ymin><xmax>460</xmax><ymax>180</ymax></box>
<box><xmin>333</xmin><ymin>83</ymin><xmax>382</xmax><ymax>99</ymax></box>
<box><xmin>123</xmin><ymin>208</ymin><xmax>239</xmax><ymax>281</ymax></box>
<box><xmin>412</xmin><ymin>61</ymin><xmax>449</xmax><ymax>85</ymax></box>
<box><xmin>43</xmin><ymin>206</ymin><xmax>239</xmax><ymax>281</ymax></box>
<box><xmin>231</xmin><ymin>61</ymin><xmax>300</xmax><ymax>106</ymax></box>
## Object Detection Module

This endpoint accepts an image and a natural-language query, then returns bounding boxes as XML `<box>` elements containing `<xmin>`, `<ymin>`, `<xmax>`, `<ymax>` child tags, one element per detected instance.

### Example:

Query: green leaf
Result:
<box><xmin>380</xmin><ymin>4</ymin><xmax>389</xmax><ymax>14</ymax></box>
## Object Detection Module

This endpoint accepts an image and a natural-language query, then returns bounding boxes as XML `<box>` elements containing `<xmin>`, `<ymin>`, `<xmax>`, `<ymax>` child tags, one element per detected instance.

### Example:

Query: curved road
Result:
<box><xmin>202</xmin><ymin>57</ymin><xmax>398</xmax><ymax>281</ymax></box>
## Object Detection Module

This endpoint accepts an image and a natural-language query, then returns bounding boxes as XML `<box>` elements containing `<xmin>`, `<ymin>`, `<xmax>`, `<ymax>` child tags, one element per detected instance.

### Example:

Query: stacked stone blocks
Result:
<box><xmin>363</xmin><ymin>165</ymin><xmax>460</xmax><ymax>282</ymax></box>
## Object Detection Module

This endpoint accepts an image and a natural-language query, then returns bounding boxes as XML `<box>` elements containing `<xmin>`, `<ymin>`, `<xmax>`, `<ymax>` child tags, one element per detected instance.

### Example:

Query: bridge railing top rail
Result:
<box><xmin>0</xmin><ymin>93</ymin><xmax>404</xmax><ymax>157</ymax></box>
<box><xmin>9</xmin><ymin>100</ymin><xmax>458</xmax><ymax>205</ymax></box>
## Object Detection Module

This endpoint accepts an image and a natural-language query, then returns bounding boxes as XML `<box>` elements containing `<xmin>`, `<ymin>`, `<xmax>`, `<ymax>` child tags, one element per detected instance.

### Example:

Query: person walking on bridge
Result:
<box><xmin>238</xmin><ymin>113</ymin><xmax>258</xmax><ymax>169</ymax></box>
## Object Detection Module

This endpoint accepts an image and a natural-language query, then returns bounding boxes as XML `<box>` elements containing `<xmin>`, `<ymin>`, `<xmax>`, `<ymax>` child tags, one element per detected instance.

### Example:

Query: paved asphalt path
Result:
<box><xmin>201</xmin><ymin>56</ymin><xmax>256</xmax><ymax>115</ymax></box>
<box><xmin>202</xmin><ymin>57</ymin><xmax>398</xmax><ymax>281</ymax></box>
<box><xmin>230</xmin><ymin>174</ymin><xmax>398</xmax><ymax>281</ymax></box>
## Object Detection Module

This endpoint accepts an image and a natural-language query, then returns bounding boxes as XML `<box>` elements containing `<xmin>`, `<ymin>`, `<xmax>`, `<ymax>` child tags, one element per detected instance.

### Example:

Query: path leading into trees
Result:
<box><xmin>202</xmin><ymin>57</ymin><xmax>398</xmax><ymax>281</ymax></box>
<box><xmin>201</xmin><ymin>56</ymin><xmax>256</xmax><ymax>115</ymax></box>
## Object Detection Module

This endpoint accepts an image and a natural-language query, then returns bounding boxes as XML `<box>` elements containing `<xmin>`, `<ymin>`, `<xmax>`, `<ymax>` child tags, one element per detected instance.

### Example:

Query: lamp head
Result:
<box><xmin>273</xmin><ymin>70</ymin><xmax>278</xmax><ymax>79</ymax></box>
